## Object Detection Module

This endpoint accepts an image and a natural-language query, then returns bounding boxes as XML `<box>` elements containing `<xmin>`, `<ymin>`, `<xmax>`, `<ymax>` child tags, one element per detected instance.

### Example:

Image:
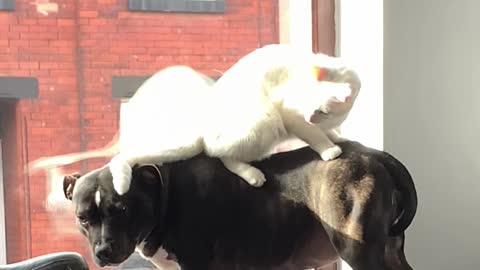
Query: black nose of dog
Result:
<box><xmin>95</xmin><ymin>242</ymin><xmax>113</xmax><ymax>264</ymax></box>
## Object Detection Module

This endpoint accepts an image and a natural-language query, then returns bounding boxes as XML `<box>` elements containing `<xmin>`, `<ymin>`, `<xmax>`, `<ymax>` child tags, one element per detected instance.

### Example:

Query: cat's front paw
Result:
<box><xmin>109</xmin><ymin>155</ymin><xmax>133</xmax><ymax>195</ymax></box>
<box><xmin>240</xmin><ymin>167</ymin><xmax>267</xmax><ymax>187</ymax></box>
<box><xmin>320</xmin><ymin>145</ymin><xmax>342</xmax><ymax>161</ymax></box>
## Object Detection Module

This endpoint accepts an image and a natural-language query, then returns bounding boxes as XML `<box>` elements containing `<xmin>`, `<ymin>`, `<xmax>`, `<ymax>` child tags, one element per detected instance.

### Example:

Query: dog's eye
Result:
<box><xmin>77</xmin><ymin>216</ymin><xmax>90</xmax><ymax>226</ymax></box>
<box><xmin>112</xmin><ymin>203</ymin><xmax>127</xmax><ymax>214</ymax></box>
<box><xmin>119</xmin><ymin>205</ymin><xmax>127</xmax><ymax>213</ymax></box>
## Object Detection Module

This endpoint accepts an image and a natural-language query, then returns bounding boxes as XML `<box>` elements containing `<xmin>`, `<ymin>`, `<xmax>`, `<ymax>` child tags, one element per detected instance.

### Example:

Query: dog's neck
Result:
<box><xmin>136</xmin><ymin>164</ymin><xmax>171</xmax><ymax>257</ymax></box>
<box><xmin>137</xmin><ymin>221</ymin><xmax>166</xmax><ymax>255</ymax></box>
<box><xmin>136</xmin><ymin>244</ymin><xmax>180</xmax><ymax>270</ymax></box>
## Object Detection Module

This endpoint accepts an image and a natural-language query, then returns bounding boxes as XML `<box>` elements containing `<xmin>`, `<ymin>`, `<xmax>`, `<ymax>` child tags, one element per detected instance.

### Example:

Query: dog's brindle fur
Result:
<box><xmin>64</xmin><ymin>141</ymin><xmax>417</xmax><ymax>270</ymax></box>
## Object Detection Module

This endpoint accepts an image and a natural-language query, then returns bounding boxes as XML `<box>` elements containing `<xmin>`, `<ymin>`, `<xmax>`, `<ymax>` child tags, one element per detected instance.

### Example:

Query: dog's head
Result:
<box><xmin>63</xmin><ymin>164</ymin><xmax>167</xmax><ymax>267</ymax></box>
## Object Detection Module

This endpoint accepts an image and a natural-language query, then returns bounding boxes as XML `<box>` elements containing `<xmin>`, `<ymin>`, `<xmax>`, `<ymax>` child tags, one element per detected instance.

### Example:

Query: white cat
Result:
<box><xmin>28</xmin><ymin>44</ymin><xmax>361</xmax><ymax>194</ymax></box>
<box><xmin>109</xmin><ymin>44</ymin><xmax>361</xmax><ymax>192</ymax></box>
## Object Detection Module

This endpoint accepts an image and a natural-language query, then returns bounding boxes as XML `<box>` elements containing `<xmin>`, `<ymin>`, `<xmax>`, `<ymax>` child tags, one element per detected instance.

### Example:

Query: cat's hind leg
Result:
<box><xmin>221</xmin><ymin>157</ymin><xmax>266</xmax><ymax>187</ymax></box>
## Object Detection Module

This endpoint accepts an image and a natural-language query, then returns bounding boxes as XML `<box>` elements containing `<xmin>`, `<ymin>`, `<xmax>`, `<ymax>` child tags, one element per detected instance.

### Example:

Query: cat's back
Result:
<box><xmin>203</xmin><ymin>45</ymin><xmax>303</xmax><ymax>159</ymax></box>
<box><xmin>214</xmin><ymin>44</ymin><xmax>304</xmax><ymax>94</ymax></box>
<box><xmin>207</xmin><ymin>44</ymin><xmax>306</xmax><ymax>124</ymax></box>
<box><xmin>128</xmin><ymin>65</ymin><xmax>212</xmax><ymax>109</ymax></box>
<box><xmin>120</xmin><ymin>66</ymin><xmax>213</xmax><ymax>151</ymax></box>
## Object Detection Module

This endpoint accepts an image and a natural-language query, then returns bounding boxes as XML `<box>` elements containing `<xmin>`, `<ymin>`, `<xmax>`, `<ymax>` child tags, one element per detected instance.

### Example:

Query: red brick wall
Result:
<box><xmin>0</xmin><ymin>0</ymin><xmax>278</xmax><ymax>267</ymax></box>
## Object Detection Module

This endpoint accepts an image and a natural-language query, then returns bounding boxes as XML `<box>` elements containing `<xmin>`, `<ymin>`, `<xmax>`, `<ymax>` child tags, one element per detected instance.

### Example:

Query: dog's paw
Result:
<box><xmin>109</xmin><ymin>155</ymin><xmax>133</xmax><ymax>195</ymax></box>
<box><xmin>320</xmin><ymin>145</ymin><xmax>342</xmax><ymax>161</ymax></box>
<box><xmin>239</xmin><ymin>167</ymin><xmax>267</xmax><ymax>187</ymax></box>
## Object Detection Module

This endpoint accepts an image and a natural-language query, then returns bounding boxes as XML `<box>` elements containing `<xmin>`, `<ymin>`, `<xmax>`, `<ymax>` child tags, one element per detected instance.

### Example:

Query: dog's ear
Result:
<box><xmin>63</xmin><ymin>173</ymin><xmax>82</xmax><ymax>200</ymax></box>
<box><xmin>134</xmin><ymin>164</ymin><xmax>164</xmax><ymax>186</ymax></box>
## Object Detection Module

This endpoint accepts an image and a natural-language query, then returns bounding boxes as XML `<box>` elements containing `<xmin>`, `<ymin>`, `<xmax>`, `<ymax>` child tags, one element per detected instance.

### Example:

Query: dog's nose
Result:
<box><xmin>95</xmin><ymin>242</ymin><xmax>113</xmax><ymax>262</ymax></box>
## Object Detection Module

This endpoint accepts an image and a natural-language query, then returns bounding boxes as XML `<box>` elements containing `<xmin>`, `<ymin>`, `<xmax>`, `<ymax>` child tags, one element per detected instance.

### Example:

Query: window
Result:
<box><xmin>0</xmin><ymin>77</ymin><xmax>38</xmax><ymax>99</ymax></box>
<box><xmin>0</xmin><ymin>0</ymin><xmax>14</xmax><ymax>11</ymax></box>
<box><xmin>127</xmin><ymin>0</ymin><xmax>225</xmax><ymax>13</ymax></box>
<box><xmin>112</xmin><ymin>76</ymin><xmax>150</xmax><ymax>99</ymax></box>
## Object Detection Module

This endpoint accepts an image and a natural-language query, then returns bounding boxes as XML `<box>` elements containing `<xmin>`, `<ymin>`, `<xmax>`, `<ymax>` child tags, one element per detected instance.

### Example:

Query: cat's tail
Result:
<box><xmin>25</xmin><ymin>132</ymin><xmax>120</xmax><ymax>175</ymax></box>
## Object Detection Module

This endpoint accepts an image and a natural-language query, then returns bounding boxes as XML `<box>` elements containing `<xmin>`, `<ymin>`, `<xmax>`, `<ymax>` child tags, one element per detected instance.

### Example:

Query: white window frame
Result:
<box><xmin>335</xmin><ymin>0</ymin><xmax>384</xmax><ymax>151</ymax></box>
<box><xmin>0</xmin><ymin>139</ymin><xmax>6</xmax><ymax>264</ymax></box>
<box><xmin>336</xmin><ymin>0</ymin><xmax>383</xmax><ymax>269</ymax></box>
<box><xmin>278</xmin><ymin>0</ymin><xmax>313</xmax><ymax>51</ymax></box>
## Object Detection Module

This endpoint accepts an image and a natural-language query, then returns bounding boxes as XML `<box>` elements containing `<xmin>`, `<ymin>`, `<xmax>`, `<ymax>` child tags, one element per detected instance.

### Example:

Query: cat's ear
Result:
<box><xmin>312</xmin><ymin>66</ymin><xmax>327</xmax><ymax>81</ymax></box>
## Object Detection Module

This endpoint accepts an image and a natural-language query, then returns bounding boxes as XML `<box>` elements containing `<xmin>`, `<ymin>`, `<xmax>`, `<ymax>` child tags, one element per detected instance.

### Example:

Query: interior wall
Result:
<box><xmin>384</xmin><ymin>1</ymin><xmax>480</xmax><ymax>268</ymax></box>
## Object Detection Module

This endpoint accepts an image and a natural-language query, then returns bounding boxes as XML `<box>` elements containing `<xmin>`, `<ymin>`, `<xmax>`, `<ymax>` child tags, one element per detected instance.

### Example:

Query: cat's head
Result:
<box><xmin>306</xmin><ymin>63</ymin><xmax>361</xmax><ymax>124</ymax></box>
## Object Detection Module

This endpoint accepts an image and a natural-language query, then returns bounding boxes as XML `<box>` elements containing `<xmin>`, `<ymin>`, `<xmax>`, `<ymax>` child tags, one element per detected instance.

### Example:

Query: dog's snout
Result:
<box><xmin>95</xmin><ymin>242</ymin><xmax>113</xmax><ymax>263</ymax></box>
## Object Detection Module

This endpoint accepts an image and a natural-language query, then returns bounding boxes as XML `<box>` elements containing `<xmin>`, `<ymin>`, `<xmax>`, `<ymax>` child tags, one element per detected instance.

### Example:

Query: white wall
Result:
<box><xmin>384</xmin><ymin>1</ymin><xmax>480</xmax><ymax>269</ymax></box>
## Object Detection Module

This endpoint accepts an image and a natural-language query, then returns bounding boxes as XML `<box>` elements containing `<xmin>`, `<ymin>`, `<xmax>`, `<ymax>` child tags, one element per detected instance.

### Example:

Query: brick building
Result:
<box><xmin>0</xmin><ymin>0</ymin><xmax>335</xmax><ymax>268</ymax></box>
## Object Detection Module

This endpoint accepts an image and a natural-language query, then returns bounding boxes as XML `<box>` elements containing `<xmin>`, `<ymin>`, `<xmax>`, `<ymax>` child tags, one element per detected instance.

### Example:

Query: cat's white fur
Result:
<box><xmin>27</xmin><ymin>44</ymin><xmax>361</xmax><ymax>196</ymax></box>
<box><xmin>111</xmin><ymin>44</ymin><xmax>361</xmax><ymax>193</ymax></box>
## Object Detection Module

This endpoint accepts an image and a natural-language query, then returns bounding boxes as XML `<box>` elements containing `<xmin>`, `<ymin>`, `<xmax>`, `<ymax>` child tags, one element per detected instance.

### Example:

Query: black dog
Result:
<box><xmin>63</xmin><ymin>141</ymin><xmax>417</xmax><ymax>270</ymax></box>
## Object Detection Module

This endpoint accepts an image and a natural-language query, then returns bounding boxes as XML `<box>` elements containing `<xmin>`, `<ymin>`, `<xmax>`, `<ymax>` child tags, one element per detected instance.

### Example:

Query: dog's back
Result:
<box><xmin>161</xmin><ymin>141</ymin><xmax>417</xmax><ymax>270</ymax></box>
<box><xmin>162</xmin><ymin>153</ymin><xmax>335</xmax><ymax>269</ymax></box>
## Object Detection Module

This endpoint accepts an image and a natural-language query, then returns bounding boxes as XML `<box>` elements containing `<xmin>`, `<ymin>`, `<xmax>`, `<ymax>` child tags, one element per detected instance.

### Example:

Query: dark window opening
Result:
<box><xmin>127</xmin><ymin>0</ymin><xmax>225</xmax><ymax>14</ymax></box>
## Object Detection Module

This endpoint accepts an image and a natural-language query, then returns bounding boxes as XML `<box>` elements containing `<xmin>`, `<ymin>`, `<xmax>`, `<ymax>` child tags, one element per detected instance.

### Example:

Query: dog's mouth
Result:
<box><xmin>93</xmin><ymin>248</ymin><xmax>133</xmax><ymax>268</ymax></box>
<box><xmin>94</xmin><ymin>255</ymin><xmax>127</xmax><ymax>268</ymax></box>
